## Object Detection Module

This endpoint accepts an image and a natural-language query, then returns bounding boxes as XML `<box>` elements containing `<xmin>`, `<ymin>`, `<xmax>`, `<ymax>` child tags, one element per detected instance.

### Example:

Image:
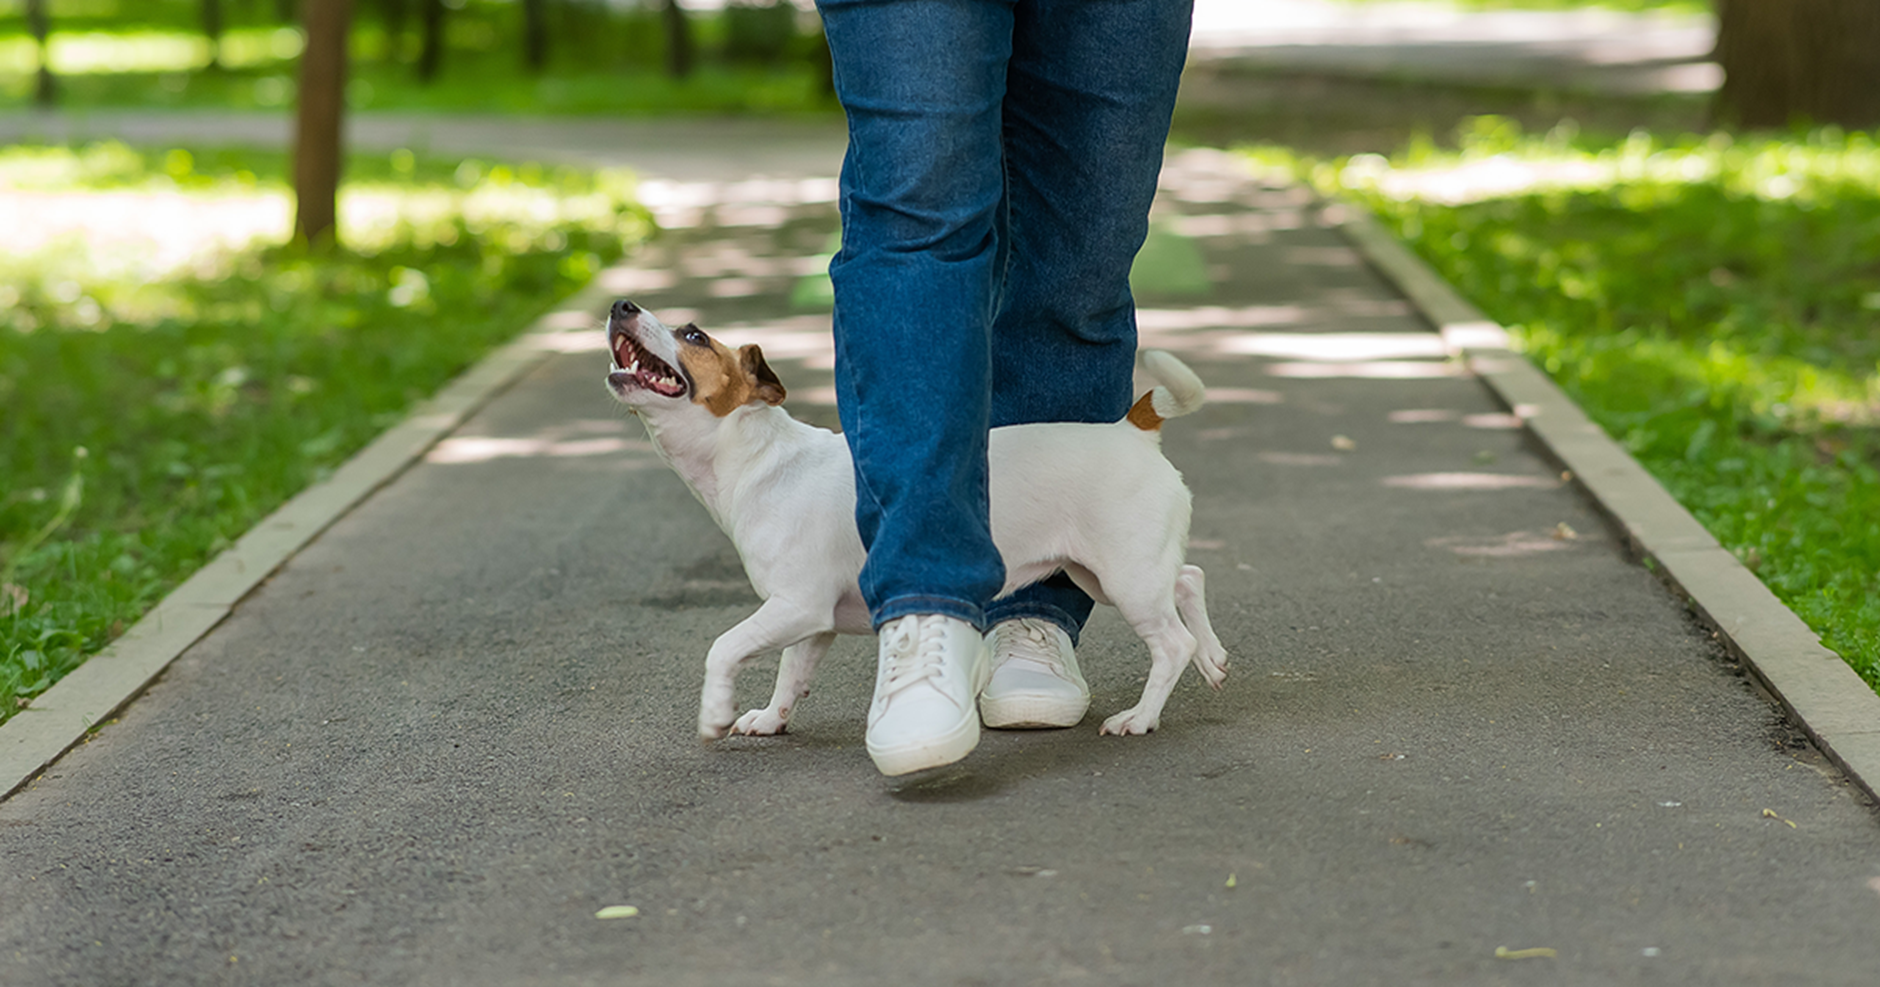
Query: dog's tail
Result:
<box><xmin>1125</xmin><ymin>350</ymin><xmax>1206</xmax><ymax>432</ymax></box>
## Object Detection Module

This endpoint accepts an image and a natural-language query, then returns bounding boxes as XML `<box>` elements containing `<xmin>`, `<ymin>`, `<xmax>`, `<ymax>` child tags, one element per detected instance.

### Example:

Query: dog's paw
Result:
<box><xmin>698</xmin><ymin>679</ymin><xmax>741</xmax><ymax>741</ymax></box>
<box><xmin>1194</xmin><ymin>648</ymin><xmax>1229</xmax><ymax>690</ymax></box>
<box><xmin>698</xmin><ymin>709</ymin><xmax>735</xmax><ymax>742</ymax></box>
<box><xmin>731</xmin><ymin>706</ymin><xmax>789</xmax><ymax>736</ymax></box>
<box><xmin>1099</xmin><ymin>707</ymin><xmax>1160</xmax><ymax>736</ymax></box>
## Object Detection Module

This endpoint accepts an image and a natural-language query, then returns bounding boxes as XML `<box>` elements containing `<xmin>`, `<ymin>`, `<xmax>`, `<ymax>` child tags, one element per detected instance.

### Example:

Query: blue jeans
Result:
<box><xmin>819</xmin><ymin>0</ymin><xmax>1192</xmax><ymax>640</ymax></box>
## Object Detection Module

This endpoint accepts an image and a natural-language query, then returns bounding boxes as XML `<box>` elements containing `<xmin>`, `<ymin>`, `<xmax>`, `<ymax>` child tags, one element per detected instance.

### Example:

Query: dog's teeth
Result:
<box><xmin>629</xmin><ymin>360</ymin><xmax>640</xmax><ymax>374</ymax></box>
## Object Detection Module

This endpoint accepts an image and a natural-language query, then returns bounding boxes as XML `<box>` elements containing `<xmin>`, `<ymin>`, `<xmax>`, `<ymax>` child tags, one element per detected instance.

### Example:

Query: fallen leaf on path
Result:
<box><xmin>594</xmin><ymin>906</ymin><xmax>640</xmax><ymax>920</ymax></box>
<box><xmin>1553</xmin><ymin>522</ymin><xmax>1578</xmax><ymax>540</ymax></box>
<box><xmin>1225</xmin><ymin>873</ymin><xmax>1237</xmax><ymax>889</ymax></box>
<box><xmin>1495</xmin><ymin>946</ymin><xmax>1557</xmax><ymax>960</ymax></box>
<box><xmin>1331</xmin><ymin>435</ymin><xmax>1357</xmax><ymax>451</ymax></box>
<box><xmin>1761</xmin><ymin>808</ymin><xmax>1797</xmax><ymax>828</ymax></box>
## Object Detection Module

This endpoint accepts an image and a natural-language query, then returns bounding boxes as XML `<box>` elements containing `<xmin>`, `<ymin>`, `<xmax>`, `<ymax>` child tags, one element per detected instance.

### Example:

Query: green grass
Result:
<box><xmin>1250</xmin><ymin>121</ymin><xmax>1880</xmax><ymax>690</ymax></box>
<box><xmin>0</xmin><ymin>142</ymin><xmax>652</xmax><ymax>723</ymax></box>
<box><xmin>0</xmin><ymin>0</ymin><xmax>836</xmax><ymax>116</ymax></box>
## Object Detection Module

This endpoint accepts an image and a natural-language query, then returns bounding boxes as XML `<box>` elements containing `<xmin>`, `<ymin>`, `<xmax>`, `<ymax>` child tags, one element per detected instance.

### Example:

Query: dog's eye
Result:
<box><xmin>682</xmin><ymin>326</ymin><xmax>706</xmax><ymax>345</ymax></box>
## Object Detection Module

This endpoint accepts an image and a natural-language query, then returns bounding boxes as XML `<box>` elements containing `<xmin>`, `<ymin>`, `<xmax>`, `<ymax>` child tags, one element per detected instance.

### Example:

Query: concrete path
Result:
<box><xmin>0</xmin><ymin>111</ymin><xmax>852</xmax><ymax>183</ymax></box>
<box><xmin>4</xmin><ymin>136</ymin><xmax>1879</xmax><ymax>984</ymax></box>
<box><xmin>1189</xmin><ymin>0</ymin><xmax>1718</xmax><ymax>95</ymax></box>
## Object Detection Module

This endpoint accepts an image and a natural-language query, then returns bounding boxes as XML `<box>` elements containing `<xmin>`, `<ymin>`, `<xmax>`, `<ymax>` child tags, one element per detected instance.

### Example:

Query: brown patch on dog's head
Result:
<box><xmin>739</xmin><ymin>344</ymin><xmax>787</xmax><ymax>406</ymax></box>
<box><xmin>672</xmin><ymin>324</ymin><xmax>787</xmax><ymax>416</ymax></box>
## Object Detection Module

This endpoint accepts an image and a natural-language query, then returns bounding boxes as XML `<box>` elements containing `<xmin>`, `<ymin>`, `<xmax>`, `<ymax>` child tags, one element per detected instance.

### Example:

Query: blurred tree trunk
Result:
<box><xmin>203</xmin><ymin>0</ymin><xmax>225</xmax><ymax>71</ymax></box>
<box><xmin>662</xmin><ymin>0</ymin><xmax>693</xmax><ymax>80</ymax></box>
<box><xmin>25</xmin><ymin>0</ymin><xmax>53</xmax><ymax>107</ymax></box>
<box><xmin>294</xmin><ymin>0</ymin><xmax>353</xmax><ymax>247</ymax></box>
<box><xmin>417</xmin><ymin>0</ymin><xmax>445</xmax><ymax>82</ymax></box>
<box><xmin>522</xmin><ymin>0</ymin><xmax>549</xmax><ymax>74</ymax></box>
<box><xmin>1712</xmin><ymin>0</ymin><xmax>1880</xmax><ymax>128</ymax></box>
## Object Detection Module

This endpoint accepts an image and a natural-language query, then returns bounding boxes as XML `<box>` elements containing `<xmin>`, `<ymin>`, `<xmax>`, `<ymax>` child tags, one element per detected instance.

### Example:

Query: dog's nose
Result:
<box><xmin>612</xmin><ymin>299</ymin><xmax>640</xmax><ymax>318</ymax></box>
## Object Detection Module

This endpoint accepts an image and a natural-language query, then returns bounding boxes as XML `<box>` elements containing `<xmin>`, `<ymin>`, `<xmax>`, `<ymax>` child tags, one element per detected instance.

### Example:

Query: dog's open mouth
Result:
<box><xmin>611</xmin><ymin>329</ymin><xmax>688</xmax><ymax>398</ymax></box>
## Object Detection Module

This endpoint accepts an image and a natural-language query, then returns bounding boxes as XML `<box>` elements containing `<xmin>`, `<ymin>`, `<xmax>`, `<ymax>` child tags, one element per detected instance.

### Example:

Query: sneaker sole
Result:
<box><xmin>979</xmin><ymin>693</ymin><xmax>1089</xmax><ymax>730</ymax></box>
<box><xmin>867</xmin><ymin>712</ymin><xmax>981</xmax><ymax>777</ymax></box>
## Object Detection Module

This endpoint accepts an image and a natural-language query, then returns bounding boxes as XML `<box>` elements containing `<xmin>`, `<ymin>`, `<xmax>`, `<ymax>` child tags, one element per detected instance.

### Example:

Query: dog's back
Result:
<box><xmin>987</xmin><ymin>350</ymin><xmax>1205</xmax><ymax>602</ymax></box>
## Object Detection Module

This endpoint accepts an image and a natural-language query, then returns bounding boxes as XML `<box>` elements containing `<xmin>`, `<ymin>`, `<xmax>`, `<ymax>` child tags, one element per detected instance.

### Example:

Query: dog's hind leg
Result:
<box><xmin>699</xmin><ymin>598</ymin><xmax>830</xmax><ymax>741</ymax></box>
<box><xmin>732</xmin><ymin>631</ymin><xmax>835</xmax><ymax>736</ymax></box>
<box><xmin>1099</xmin><ymin>591</ymin><xmax>1199</xmax><ymax>737</ymax></box>
<box><xmin>1176</xmin><ymin>565</ymin><xmax>1228</xmax><ymax>688</ymax></box>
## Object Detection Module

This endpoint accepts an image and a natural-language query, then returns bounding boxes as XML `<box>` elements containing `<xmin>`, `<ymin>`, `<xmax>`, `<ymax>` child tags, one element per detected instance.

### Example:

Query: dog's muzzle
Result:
<box><xmin>607</xmin><ymin>304</ymin><xmax>688</xmax><ymax>398</ymax></box>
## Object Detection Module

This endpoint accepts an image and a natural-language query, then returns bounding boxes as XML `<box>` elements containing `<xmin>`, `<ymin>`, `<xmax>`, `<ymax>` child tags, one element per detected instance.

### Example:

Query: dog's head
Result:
<box><xmin>604</xmin><ymin>299</ymin><xmax>786</xmax><ymax>416</ymax></box>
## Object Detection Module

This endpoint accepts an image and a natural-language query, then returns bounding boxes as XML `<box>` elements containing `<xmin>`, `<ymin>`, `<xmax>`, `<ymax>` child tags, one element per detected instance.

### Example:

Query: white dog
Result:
<box><xmin>601</xmin><ymin>299</ymin><xmax>1227</xmax><ymax>741</ymax></box>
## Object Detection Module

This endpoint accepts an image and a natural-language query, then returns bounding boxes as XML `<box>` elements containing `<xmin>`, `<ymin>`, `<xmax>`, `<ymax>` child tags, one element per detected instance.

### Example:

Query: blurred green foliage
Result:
<box><xmin>0</xmin><ymin>0</ymin><xmax>833</xmax><ymax>115</ymax></box>
<box><xmin>0</xmin><ymin>142</ymin><xmax>653</xmax><ymax>721</ymax></box>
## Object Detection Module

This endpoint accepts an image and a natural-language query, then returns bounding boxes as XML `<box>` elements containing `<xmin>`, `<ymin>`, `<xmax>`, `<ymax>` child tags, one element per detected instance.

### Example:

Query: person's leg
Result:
<box><xmin>817</xmin><ymin>0</ymin><xmax>1016</xmax><ymax>773</ymax></box>
<box><xmin>819</xmin><ymin>0</ymin><xmax>1015</xmax><ymax>633</ymax></box>
<box><xmin>981</xmin><ymin>0</ymin><xmax>1195</xmax><ymax>640</ymax></box>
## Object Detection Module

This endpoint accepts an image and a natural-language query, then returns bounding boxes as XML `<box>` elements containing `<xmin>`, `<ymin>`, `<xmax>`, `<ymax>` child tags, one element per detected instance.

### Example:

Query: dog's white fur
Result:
<box><xmin>602</xmin><ymin>301</ymin><xmax>1228</xmax><ymax>740</ymax></box>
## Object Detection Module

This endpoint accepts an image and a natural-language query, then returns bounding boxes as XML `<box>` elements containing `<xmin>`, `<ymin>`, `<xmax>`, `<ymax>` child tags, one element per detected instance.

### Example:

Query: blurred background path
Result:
<box><xmin>1190</xmin><ymin>0</ymin><xmax>1717</xmax><ymax>95</ymax></box>
<box><xmin>0</xmin><ymin>0</ymin><xmax>1720</xmax><ymax>179</ymax></box>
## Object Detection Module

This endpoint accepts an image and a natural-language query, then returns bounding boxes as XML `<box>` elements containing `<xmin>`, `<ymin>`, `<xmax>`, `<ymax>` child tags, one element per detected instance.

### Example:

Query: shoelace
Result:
<box><xmin>996</xmin><ymin>618</ymin><xmax>1069</xmax><ymax>676</ymax></box>
<box><xmin>878</xmin><ymin>616</ymin><xmax>952</xmax><ymax>698</ymax></box>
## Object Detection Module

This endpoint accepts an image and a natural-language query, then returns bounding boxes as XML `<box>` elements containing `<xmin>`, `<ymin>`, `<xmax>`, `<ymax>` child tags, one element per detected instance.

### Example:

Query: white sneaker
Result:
<box><xmin>865</xmin><ymin>614</ymin><xmax>990</xmax><ymax>776</ymax></box>
<box><xmin>979</xmin><ymin>618</ymin><xmax>1090</xmax><ymax>729</ymax></box>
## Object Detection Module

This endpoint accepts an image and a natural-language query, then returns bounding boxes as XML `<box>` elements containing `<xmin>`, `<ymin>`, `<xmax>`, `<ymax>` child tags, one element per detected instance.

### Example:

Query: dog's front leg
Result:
<box><xmin>732</xmin><ymin>631</ymin><xmax>836</xmax><ymax>736</ymax></box>
<box><xmin>699</xmin><ymin>599</ymin><xmax>829</xmax><ymax>741</ymax></box>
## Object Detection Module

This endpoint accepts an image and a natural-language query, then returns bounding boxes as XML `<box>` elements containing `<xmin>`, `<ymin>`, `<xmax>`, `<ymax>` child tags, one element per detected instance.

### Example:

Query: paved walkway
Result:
<box><xmin>4</xmin><ymin>10</ymin><xmax>1876</xmax><ymax>982</ymax></box>
<box><xmin>1190</xmin><ymin>0</ymin><xmax>1718</xmax><ymax>94</ymax></box>
<box><xmin>4</xmin><ymin>133</ymin><xmax>1880</xmax><ymax>983</ymax></box>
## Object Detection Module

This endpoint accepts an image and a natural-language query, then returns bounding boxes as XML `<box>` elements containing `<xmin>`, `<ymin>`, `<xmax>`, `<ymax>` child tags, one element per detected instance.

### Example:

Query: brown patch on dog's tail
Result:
<box><xmin>1126</xmin><ymin>392</ymin><xmax>1166</xmax><ymax>431</ymax></box>
<box><xmin>1126</xmin><ymin>350</ymin><xmax>1206</xmax><ymax>432</ymax></box>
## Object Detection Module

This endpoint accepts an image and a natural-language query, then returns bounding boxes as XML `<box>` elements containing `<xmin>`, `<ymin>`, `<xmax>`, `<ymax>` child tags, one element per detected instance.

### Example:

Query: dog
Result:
<box><xmin>601</xmin><ymin>299</ymin><xmax>1228</xmax><ymax>741</ymax></box>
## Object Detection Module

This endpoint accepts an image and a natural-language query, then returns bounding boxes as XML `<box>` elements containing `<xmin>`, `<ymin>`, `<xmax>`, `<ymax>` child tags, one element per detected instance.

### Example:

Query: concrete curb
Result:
<box><xmin>1334</xmin><ymin>203</ymin><xmax>1880</xmax><ymax>806</ymax></box>
<box><xmin>0</xmin><ymin>274</ymin><xmax>628</xmax><ymax>801</ymax></box>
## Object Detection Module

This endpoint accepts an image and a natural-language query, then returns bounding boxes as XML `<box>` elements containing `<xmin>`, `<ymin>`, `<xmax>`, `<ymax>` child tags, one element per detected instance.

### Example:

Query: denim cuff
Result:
<box><xmin>872</xmin><ymin>595</ymin><xmax>988</xmax><ymax>635</ymax></box>
<box><xmin>981</xmin><ymin>600</ymin><xmax>1085</xmax><ymax>647</ymax></box>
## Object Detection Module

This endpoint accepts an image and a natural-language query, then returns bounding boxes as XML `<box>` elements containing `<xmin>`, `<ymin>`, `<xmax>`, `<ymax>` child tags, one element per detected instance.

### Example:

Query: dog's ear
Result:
<box><xmin>740</xmin><ymin>344</ymin><xmax>787</xmax><ymax>406</ymax></box>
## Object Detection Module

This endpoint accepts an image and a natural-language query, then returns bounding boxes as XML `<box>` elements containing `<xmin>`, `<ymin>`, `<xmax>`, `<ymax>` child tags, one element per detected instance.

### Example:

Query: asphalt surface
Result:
<box><xmin>4</xmin><ymin>132</ymin><xmax>1879</xmax><ymax>984</ymax></box>
<box><xmin>4</xmin><ymin>7</ymin><xmax>1877</xmax><ymax>983</ymax></box>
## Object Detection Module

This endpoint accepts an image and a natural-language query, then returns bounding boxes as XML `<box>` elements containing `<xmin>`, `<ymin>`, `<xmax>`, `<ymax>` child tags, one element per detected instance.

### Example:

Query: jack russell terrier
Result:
<box><xmin>601</xmin><ymin>299</ymin><xmax>1228</xmax><ymax>743</ymax></box>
